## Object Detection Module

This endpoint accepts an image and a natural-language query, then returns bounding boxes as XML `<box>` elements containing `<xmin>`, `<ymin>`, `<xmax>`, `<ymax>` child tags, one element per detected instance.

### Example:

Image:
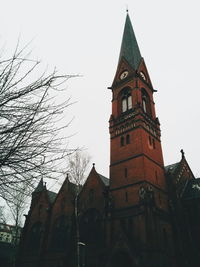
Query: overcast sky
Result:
<box><xmin>1</xmin><ymin>0</ymin><xmax>200</xmax><ymax>182</ymax></box>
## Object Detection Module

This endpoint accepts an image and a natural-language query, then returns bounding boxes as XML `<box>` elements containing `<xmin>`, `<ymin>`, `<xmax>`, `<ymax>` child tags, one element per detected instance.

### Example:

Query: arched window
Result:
<box><xmin>28</xmin><ymin>222</ymin><xmax>43</xmax><ymax>251</ymax></box>
<box><xmin>80</xmin><ymin>209</ymin><xmax>102</xmax><ymax>246</ymax></box>
<box><xmin>51</xmin><ymin>215</ymin><xmax>71</xmax><ymax>251</ymax></box>
<box><xmin>89</xmin><ymin>189</ymin><xmax>94</xmax><ymax>203</ymax></box>
<box><xmin>120</xmin><ymin>87</ymin><xmax>132</xmax><ymax>113</ymax></box>
<box><xmin>142</xmin><ymin>88</ymin><xmax>152</xmax><ymax>116</ymax></box>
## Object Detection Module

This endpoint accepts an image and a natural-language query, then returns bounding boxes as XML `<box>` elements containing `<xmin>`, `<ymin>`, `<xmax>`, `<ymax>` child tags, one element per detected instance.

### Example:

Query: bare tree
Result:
<box><xmin>0</xmin><ymin>205</ymin><xmax>7</xmax><ymax>224</ymax></box>
<box><xmin>67</xmin><ymin>150</ymin><xmax>91</xmax><ymax>189</ymax></box>
<box><xmin>6</xmin><ymin>185</ymin><xmax>29</xmax><ymax>246</ymax></box>
<box><xmin>0</xmin><ymin>44</ymin><xmax>75</xmax><ymax>203</ymax></box>
<box><xmin>67</xmin><ymin>150</ymin><xmax>90</xmax><ymax>267</ymax></box>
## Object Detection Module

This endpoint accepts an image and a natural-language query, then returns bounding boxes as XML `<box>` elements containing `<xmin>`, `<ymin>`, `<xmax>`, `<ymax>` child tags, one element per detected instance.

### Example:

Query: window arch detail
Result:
<box><xmin>80</xmin><ymin>209</ymin><xmax>102</xmax><ymax>246</ymax></box>
<box><xmin>50</xmin><ymin>215</ymin><xmax>71</xmax><ymax>251</ymax></box>
<box><xmin>120</xmin><ymin>87</ymin><xmax>132</xmax><ymax>113</ymax></box>
<box><xmin>28</xmin><ymin>222</ymin><xmax>43</xmax><ymax>251</ymax></box>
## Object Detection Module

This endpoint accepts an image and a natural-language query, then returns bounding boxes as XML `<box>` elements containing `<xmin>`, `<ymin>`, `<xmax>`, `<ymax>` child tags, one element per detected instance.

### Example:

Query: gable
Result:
<box><xmin>166</xmin><ymin>157</ymin><xmax>194</xmax><ymax>197</ymax></box>
<box><xmin>28</xmin><ymin>190</ymin><xmax>51</xmax><ymax>230</ymax></box>
<box><xmin>51</xmin><ymin>180</ymin><xmax>76</xmax><ymax>218</ymax></box>
<box><xmin>78</xmin><ymin>167</ymin><xmax>108</xmax><ymax>213</ymax></box>
<box><xmin>112</xmin><ymin>57</ymin><xmax>135</xmax><ymax>88</ymax></box>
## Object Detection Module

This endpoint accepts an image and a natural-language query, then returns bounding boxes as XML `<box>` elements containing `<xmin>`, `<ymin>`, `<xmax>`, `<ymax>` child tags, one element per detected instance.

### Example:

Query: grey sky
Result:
<box><xmin>1</xmin><ymin>0</ymin><xmax>200</xmax><ymax>179</ymax></box>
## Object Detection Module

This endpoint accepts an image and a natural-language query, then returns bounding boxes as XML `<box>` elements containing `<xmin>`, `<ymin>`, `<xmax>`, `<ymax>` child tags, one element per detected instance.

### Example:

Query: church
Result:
<box><xmin>17</xmin><ymin>13</ymin><xmax>200</xmax><ymax>267</ymax></box>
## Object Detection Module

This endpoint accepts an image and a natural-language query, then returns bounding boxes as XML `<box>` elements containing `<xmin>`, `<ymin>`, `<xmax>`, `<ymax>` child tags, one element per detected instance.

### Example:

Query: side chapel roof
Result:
<box><xmin>47</xmin><ymin>191</ymin><xmax>57</xmax><ymax>203</ymax></box>
<box><xmin>182</xmin><ymin>178</ymin><xmax>200</xmax><ymax>200</ymax></box>
<box><xmin>165</xmin><ymin>162</ymin><xmax>180</xmax><ymax>174</ymax></box>
<box><xmin>98</xmin><ymin>173</ymin><xmax>109</xmax><ymax>186</ymax></box>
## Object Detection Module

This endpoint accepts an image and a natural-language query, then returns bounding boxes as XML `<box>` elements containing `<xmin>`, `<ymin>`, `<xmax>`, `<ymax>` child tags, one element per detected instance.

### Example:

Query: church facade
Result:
<box><xmin>17</xmin><ymin>14</ymin><xmax>200</xmax><ymax>267</ymax></box>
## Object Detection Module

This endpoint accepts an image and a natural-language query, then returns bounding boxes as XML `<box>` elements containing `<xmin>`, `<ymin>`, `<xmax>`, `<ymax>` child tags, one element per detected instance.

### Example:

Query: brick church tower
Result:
<box><xmin>107</xmin><ymin>12</ymin><xmax>176</xmax><ymax>267</ymax></box>
<box><xmin>18</xmin><ymin>12</ymin><xmax>200</xmax><ymax>267</ymax></box>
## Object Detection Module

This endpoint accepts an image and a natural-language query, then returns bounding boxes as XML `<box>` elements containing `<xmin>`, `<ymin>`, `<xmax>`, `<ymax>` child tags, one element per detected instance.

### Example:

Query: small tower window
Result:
<box><xmin>126</xmin><ymin>134</ymin><xmax>130</xmax><ymax>144</ymax></box>
<box><xmin>124</xmin><ymin>168</ymin><xmax>128</xmax><ymax>178</ymax></box>
<box><xmin>125</xmin><ymin>192</ymin><xmax>128</xmax><ymax>202</ymax></box>
<box><xmin>155</xmin><ymin>171</ymin><xmax>158</xmax><ymax>183</ymax></box>
<box><xmin>153</xmin><ymin>139</ymin><xmax>156</xmax><ymax>149</ymax></box>
<box><xmin>38</xmin><ymin>205</ymin><xmax>42</xmax><ymax>216</ymax></box>
<box><xmin>120</xmin><ymin>136</ymin><xmax>124</xmax><ymax>146</ymax></box>
<box><xmin>141</xmin><ymin>88</ymin><xmax>152</xmax><ymax>116</ymax></box>
<box><xmin>149</xmin><ymin>136</ymin><xmax>152</xmax><ymax>146</ymax></box>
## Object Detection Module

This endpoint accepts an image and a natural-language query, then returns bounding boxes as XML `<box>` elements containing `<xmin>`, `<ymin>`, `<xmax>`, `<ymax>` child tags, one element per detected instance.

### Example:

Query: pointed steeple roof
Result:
<box><xmin>118</xmin><ymin>13</ymin><xmax>142</xmax><ymax>70</ymax></box>
<box><xmin>33</xmin><ymin>178</ymin><xmax>44</xmax><ymax>193</ymax></box>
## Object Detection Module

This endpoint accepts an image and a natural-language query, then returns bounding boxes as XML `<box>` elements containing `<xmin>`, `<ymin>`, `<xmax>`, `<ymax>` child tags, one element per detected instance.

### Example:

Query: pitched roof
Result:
<box><xmin>33</xmin><ymin>178</ymin><xmax>44</xmax><ymax>193</ymax></box>
<box><xmin>165</xmin><ymin>162</ymin><xmax>180</xmax><ymax>174</ymax></box>
<box><xmin>182</xmin><ymin>178</ymin><xmax>200</xmax><ymax>200</ymax></box>
<box><xmin>47</xmin><ymin>190</ymin><xmax>57</xmax><ymax>203</ymax></box>
<box><xmin>98</xmin><ymin>173</ymin><xmax>109</xmax><ymax>186</ymax></box>
<box><xmin>118</xmin><ymin>13</ymin><xmax>142</xmax><ymax>70</ymax></box>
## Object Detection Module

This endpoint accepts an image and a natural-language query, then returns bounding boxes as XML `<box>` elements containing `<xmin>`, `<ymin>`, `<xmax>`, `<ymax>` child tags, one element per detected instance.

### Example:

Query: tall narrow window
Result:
<box><xmin>142</xmin><ymin>98</ymin><xmax>147</xmax><ymax>113</ymax></box>
<box><xmin>149</xmin><ymin>136</ymin><xmax>152</xmax><ymax>146</ymax></box>
<box><xmin>125</xmin><ymin>192</ymin><xmax>128</xmax><ymax>202</ymax></box>
<box><xmin>38</xmin><ymin>205</ymin><xmax>42</xmax><ymax>216</ymax></box>
<box><xmin>89</xmin><ymin>189</ymin><xmax>94</xmax><ymax>203</ymax></box>
<box><xmin>127</xmin><ymin>95</ymin><xmax>132</xmax><ymax>109</ymax></box>
<box><xmin>122</xmin><ymin>98</ymin><xmax>127</xmax><ymax>112</ymax></box>
<box><xmin>124</xmin><ymin>168</ymin><xmax>128</xmax><ymax>178</ymax></box>
<box><xmin>126</xmin><ymin>134</ymin><xmax>130</xmax><ymax>144</ymax></box>
<box><xmin>120</xmin><ymin>136</ymin><xmax>124</xmax><ymax>146</ymax></box>
<box><xmin>163</xmin><ymin>228</ymin><xmax>168</xmax><ymax>248</ymax></box>
<box><xmin>155</xmin><ymin>171</ymin><xmax>158</xmax><ymax>183</ymax></box>
<box><xmin>153</xmin><ymin>139</ymin><xmax>156</xmax><ymax>149</ymax></box>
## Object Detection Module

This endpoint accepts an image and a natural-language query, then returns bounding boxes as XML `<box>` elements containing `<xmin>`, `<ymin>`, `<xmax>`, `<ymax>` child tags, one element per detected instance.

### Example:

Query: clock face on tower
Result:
<box><xmin>120</xmin><ymin>70</ymin><xmax>129</xmax><ymax>80</ymax></box>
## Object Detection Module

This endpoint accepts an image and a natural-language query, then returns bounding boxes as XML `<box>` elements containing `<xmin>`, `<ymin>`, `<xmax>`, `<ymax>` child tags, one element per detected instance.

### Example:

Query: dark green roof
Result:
<box><xmin>33</xmin><ymin>178</ymin><xmax>44</xmax><ymax>193</ymax></box>
<box><xmin>183</xmin><ymin>178</ymin><xmax>200</xmax><ymax>200</ymax></box>
<box><xmin>98</xmin><ymin>173</ymin><xmax>109</xmax><ymax>186</ymax></box>
<box><xmin>165</xmin><ymin>162</ymin><xmax>180</xmax><ymax>174</ymax></box>
<box><xmin>118</xmin><ymin>13</ymin><xmax>142</xmax><ymax>70</ymax></box>
<box><xmin>47</xmin><ymin>191</ymin><xmax>57</xmax><ymax>203</ymax></box>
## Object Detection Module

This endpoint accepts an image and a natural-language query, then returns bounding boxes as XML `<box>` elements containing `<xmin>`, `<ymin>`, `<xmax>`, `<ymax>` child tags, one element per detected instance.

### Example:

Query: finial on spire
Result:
<box><xmin>180</xmin><ymin>149</ymin><xmax>185</xmax><ymax>159</ymax></box>
<box><xmin>92</xmin><ymin>163</ymin><xmax>95</xmax><ymax>167</ymax></box>
<box><xmin>126</xmin><ymin>4</ymin><xmax>129</xmax><ymax>13</ymax></box>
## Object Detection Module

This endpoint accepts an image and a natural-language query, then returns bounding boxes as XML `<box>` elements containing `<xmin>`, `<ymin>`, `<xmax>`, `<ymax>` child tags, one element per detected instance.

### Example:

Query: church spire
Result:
<box><xmin>118</xmin><ymin>13</ymin><xmax>142</xmax><ymax>70</ymax></box>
